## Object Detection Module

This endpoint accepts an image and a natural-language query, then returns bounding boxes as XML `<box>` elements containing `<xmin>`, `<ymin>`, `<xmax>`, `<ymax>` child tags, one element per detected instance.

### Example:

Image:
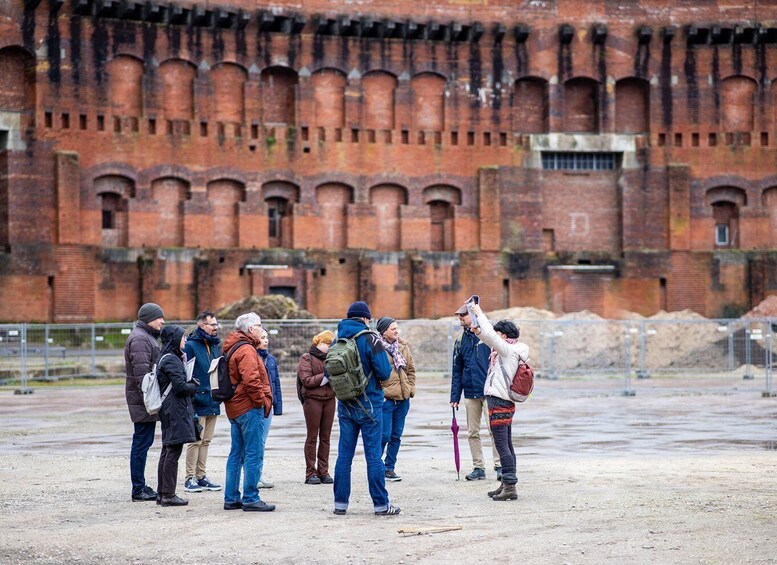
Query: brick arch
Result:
<box><xmin>263</xmin><ymin>181</ymin><xmax>299</xmax><ymax>248</ymax></box>
<box><xmin>370</xmin><ymin>184</ymin><xmax>407</xmax><ymax>251</ymax></box>
<box><xmin>94</xmin><ymin>175</ymin><xmax>135</xmax><ymax>247</ymax></box>
<box><xmin>207</xmin><ymin>179</ymin><xmax>246</xmax><ymax>248</ymax></box>
<box><xmin>615</xmin><ymin>77</ymin><xmax>650</xmax><ymax>133</ymax></box>
<box><xmin>261</xmin><ymin>66</ymin><xmax>298</xmax><ymax>125</ymax></box>
<box><xmin>423</xmin><ymin>184</ymin><xmax>461</xmax><ymax>252</ymax></box>
<box><xmin>0</xmin><ymin>46</ymin><xmax>36</xmax><ymax>118</ymax></box>
<box><xmin>706</xmin><ymin>186</ymin><xmax>745</xmax><ymax>248</ymax></box>
<box><xmin>411</xmin><ymin>72</ymin><xmax>446</xmax><ymax>131</ymax></box>
<box><xmin>151</xmin><ymin>177</ymin><xmax>189</xmax><ymax>246</ymax></box>
<box><xmin>108</xmin><ymin>55</ymin><xmax>144</xmax><ymax>117</ymax></box>
<box><xmin>312</xmin><ymin>68</ymin><xmax>346</xmax><ymax>128</ymax></box>
<box><xmin>159</xmin><ymin>58</ymin><xmax>196</xmax><ymax>121</ymax></box>
<box><xmin>138</xmin><ymin>165</ymin><xmax>193</xmax><ymax>187</ymax></box>
<box><xmin>362</xmin><ymin>71</ymin><xmax>398</xmax><ymax>130</ymax></box>
<box><xmin>316</xmin><ymin>182</ymin><xmax>354</xmax><ymax>248</ymax></box>
<box><xmin>705</xmin><ymin>186</ymin><xmax>747</xmax><ymax>208</ymax></box>
<box><xmin>564</xmin><ymin>77</ymin><xmax>600</xmax><ymax>133</ymax></box>
<box><xmin>721</xmin><ymin>75</ymin><xmax>756</xmax><ymax>132</ymax></box>
<box><xmin>87</xmin><ymin>164</ymin><xmax>138</xmax><ymax>196</ymax></box>
<box><xmin>211</xmin><ymin>62</ymin><xmax>247</xmax><ymax>124</ymax></box>
<box><xmin>513</xmin><ymin>76</ymin><xmax>548</xmax><ymax>133</ymax></box>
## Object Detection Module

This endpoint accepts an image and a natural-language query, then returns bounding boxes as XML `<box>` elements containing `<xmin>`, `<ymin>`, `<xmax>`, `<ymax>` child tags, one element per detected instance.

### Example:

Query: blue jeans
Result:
<box><xmin>333</xmin><ymin>400</ymin><xmax>389</xmax><ymax>512</ymax></box>
<box><xmin>257</xmin><ymin>411</ymin><xmax>272</xmax><ymax>482</ymax></box>
<box><xmin>130</xmin><ymin>421</ymin><xmax>156</xmax><ymax>496</ymax></box>
<box><xmin>224</xmin><ymin>408</ymin><xmax>268</xmax><ymax>504</ymax></box>
<box><xmin>381</xmin><ymin>399</ymin><xmax>410</xmax><ymax>471</ymax></box>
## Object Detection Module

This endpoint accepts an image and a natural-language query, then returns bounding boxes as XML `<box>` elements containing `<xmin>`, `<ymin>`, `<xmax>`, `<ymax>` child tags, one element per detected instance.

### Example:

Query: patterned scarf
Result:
<box><xmin>489</xmin><ymin>337</ymin><xmax>518</xmax><ymax>372</ymax></box>
<box><xmin>381</xmin><ymin>338</ymin><xmax>406</xmax><ymax>370</ymax></box>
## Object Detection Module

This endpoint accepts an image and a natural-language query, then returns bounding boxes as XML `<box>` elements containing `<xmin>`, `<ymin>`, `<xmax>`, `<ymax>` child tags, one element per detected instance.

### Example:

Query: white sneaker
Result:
<box><xmin>257</xmin><ymin>480</ymin><xmax>274</xmax><ymax>489</ymax></box>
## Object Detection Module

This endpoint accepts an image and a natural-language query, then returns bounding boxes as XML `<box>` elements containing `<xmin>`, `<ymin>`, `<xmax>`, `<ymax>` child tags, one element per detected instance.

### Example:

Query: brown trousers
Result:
<box><xmin>302</xmin><ymin>396</ymin><xmax>336</xmax><ymax>479</ymax></box>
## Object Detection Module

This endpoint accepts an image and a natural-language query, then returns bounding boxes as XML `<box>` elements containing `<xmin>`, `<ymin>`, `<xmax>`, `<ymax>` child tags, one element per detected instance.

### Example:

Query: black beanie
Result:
<box><xmin>138</xmin><ymin>302</ymin><xmax>164</xmax><ymax>323</ymax></box>
<box><xmin>376</xmin><ymin>317</ymin><xmax>395</xmax><ymax>335</ymax></box>
<box><xmin>346</xmin><ymin>301</ymin><xmax>371</xmax><ymax>319</ymax></box>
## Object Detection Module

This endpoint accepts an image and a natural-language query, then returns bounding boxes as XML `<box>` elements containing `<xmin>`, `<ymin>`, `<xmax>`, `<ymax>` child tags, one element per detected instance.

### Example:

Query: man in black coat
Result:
<box><xmin>124</xmin><ymin>303</ymin><xmax>165</xmax><ymax>501</ymax></box>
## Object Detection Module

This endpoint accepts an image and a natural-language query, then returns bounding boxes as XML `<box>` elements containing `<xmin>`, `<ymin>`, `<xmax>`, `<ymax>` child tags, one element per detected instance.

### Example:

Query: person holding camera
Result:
<box><xmin>468</xmin><ymin>303</ymin><xmax>530</xmax><ymax>501</ymax></box>
<box><xmin>155</xmin><ymin>325</ymin><xmax>198</xmax><ymax>507</ymax></box>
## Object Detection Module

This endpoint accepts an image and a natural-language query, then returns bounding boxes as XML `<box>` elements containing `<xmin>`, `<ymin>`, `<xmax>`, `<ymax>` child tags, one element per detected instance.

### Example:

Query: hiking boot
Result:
<box><xmin>487</xmin><ymin>482</ymin><xmax>504</xmax><ymax>498</ymax></box>
<box><xmin>184</xmin><ymin>477</ymin><xmax>203</xmax><ymax>493</ymax></box>
<box><xmin>197</xmin><ymin>476</ymin><xmax>222</xmax><ymax>491</ymax></box>
<box><xmin>257</xmin><ymin>480</ymin><xmax>274</xmax><ymax>489</ymax></box>
<box><xmin>243</xmin><ymin>501</ymin><xmax>275</xmax><ymax>512</ymax></box>
<box><xmin>319</xmin><ymin>474</ymin><xmax>334</xmax><ymax>484</ymax></box>
<box><xmin>305</xmin><ymin>475</ymin><xmax>322</xmax><ymax>485</ymax></box>
<box><xmin>160</xmin><ymin>494</ymin><xmax>189</xmax><ymax>507</ymax></box>
<box><xmin>384</xmin><ymin>470</ymin><xmax>402</xmax><ymax>482</ymax></box>
<box><xmin>492</xmin><ymin>483</ymin><xmax>517</xmax><ymax>501</ymax></box>
<box><xmin>374</xmin><ymin>504</ymin><xmax>401</xmax><ymax>516</ymax></box>
<box><xmin>495</xmin><ymin>466</ymin><xmax>503</xmax><ymax>481</ymax></box>
<box><xmin>465</xmin><ymin>468</ymin><xmax>486</xmax><ymax>481</ymax></box>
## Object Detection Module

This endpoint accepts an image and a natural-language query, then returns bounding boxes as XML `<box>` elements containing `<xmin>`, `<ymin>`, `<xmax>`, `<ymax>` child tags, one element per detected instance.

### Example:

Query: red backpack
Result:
<box><xmin>499</xmin><ymin>354</ymin><xmax>534</xmax><ymax>403</ymax></box>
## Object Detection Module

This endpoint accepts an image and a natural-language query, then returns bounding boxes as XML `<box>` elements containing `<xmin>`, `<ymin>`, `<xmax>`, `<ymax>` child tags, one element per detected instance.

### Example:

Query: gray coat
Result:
<box><xmin>124</xmin><ymin>321</ymin><xmax>161</xmax><ymax>423</ymax></box>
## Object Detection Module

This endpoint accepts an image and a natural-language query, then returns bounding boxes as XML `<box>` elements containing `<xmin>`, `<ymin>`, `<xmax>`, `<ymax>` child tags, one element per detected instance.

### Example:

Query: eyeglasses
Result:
<box><xmin>204</xmin><ymin>322</ymin><xmax>219</xmax><ymax>327</ymax></box>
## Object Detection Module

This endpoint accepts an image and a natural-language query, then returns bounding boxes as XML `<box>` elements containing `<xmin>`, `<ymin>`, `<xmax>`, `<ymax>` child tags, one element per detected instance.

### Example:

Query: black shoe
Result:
<box><xmin>224</xmin><ymin>501</ymin><xmax>243</xmax><ymax>510</ymax></box>
<box><xmin>131</xmin><ymin>491</ymin><xmax>157</xmax><ymax>502</ymax></box>
<box><xmin>159</xmin><ymin>494</ymin><xmax>188</xmax><ymax>507</ymax></box>
<box><xmin>333</xmin><ymin>508</ymin><xmax>347</xmax><ymax>515</ymax></box>
<box><xmin>242</xmin><ymin>501</ymin><xmax>275</xmax><ymax>512</ymax></box>
<box><xmin>384</xmin><ymin>470</ymin><xmax>402</xmax><ymax>482</ymax></box>
<box><xmin>319</xmin><ymin>474</ymin><xmax>334</xmax><ymax>484</ymax></box>
<box><xmin>374</xmin><ymin>504</ymin><xmax>401</xmax><ymax>516</ymax></box>
<box><xmin>305</xmin><ymin>475</ymin><xmax>322</xmax><ymax>485</ymax></box>
<box><xmin>143</xmin><ymin>485</ymin><xmax>158</xmax><ymax>497</ymax></box>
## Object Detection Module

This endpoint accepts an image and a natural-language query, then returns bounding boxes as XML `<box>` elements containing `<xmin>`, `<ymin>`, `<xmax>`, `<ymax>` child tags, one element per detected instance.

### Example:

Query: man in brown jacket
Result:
<box><xmin>221</xmin><ymin>312</ymin><xmax>276</xmax><ymax>512</ymax></box>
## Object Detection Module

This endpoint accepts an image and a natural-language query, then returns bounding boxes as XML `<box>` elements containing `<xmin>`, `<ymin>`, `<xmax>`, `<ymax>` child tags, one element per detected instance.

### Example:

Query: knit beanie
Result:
<box><xmin>376</xmin><ymin>316</ymin><xmax>395</xmax><ymax>335</ymax></box>
<box><xmin>138</xmin><ymin>302</ymin><xmax>165</xmax><ymax>323</ymax></box>
<box><xmin>346</xmin><ymin>301</ymin><xmax>371</xmax><ymax>320</ymax></box>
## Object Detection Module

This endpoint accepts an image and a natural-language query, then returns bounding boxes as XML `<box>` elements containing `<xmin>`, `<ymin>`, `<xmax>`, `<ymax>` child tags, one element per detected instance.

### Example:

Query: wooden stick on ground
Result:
<box><xmin>397</xmin><ymin>526</ymin><xmax>463</xmax><ymax>536</ymax></box>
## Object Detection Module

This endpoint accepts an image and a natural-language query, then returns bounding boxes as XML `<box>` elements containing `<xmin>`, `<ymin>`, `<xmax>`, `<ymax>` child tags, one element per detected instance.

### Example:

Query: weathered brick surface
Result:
<box><xmin>3</xmin><ymin>2</ymin><xmax>777</xmax><ymax>320</ymax></box>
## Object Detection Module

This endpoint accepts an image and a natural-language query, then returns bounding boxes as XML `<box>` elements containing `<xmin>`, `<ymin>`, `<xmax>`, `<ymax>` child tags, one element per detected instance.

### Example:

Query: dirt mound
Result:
<box><xmin>743</xmin><ymin>295</ymin><xmax>777</xmax><ymax>318</ymax></box>
<box><xmin>216</xmin><ymin>294</ymin><xmax>314</xmax><ymax>321</ymax></box>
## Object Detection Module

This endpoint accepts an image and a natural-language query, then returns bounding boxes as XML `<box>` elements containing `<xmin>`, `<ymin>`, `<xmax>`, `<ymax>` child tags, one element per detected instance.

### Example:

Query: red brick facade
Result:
<box><xmin>2</xmin><ymin>1</ymin><xmax>777</xmax><ymax>321</ymax></box>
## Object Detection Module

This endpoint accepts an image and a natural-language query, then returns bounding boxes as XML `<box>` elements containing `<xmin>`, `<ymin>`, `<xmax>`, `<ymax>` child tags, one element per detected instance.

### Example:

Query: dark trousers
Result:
<box><xmin>130</xmin><ymin>421</ymin><xmax>156</xmax><ymax>496</ymax></box>
<box><xmin>303</xmin><ymin>397</ymin><xmax>336</xmax><ymax>479</ymax></box>
<box><xmin>157</xmin><ymin>443</ymin><xmax>184</xmax><ymax>498</ymax></box>
<box><xmin>491</xmin><ymin>423</ymin><xmax>517</xmax><ymax>484</ymax></box>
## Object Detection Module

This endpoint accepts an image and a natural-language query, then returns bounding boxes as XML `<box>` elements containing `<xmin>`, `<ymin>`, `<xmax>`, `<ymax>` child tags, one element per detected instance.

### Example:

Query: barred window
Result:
<box><xmin>541</xmin><ymin>152</ymin><xmax>618</xmax><ymax>171</ymax></box>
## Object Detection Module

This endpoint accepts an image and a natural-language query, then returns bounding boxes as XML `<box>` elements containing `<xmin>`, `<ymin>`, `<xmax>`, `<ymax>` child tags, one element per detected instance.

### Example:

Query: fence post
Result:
<box><xmin>763</xmin><ymin>320</ymin><xmax>775</xmax><ymax>397</ymax></box>
<box><xmin>623</xmin><ymin>328</ymin><xmax>635</xmax><ymax>396</ymax></box>
<box><xmin>14</xmin><ymin>323</ymin><xmax>33</xmax><ymax>394</ymax></box>
<box><xmin>90</xmin><ymin>323</ymin><xmax>97</xmax><ymax>377</ymax></box>
<box><xmin>727</xmin><ymin>321</ymin><xmax>734</xmax><ymax>372</ymax></box>
<box><xmin>44</xmin><ymin>324</ymin><xmax>50</xmax><ymax>381</ymax></box>
<box><xmin>636</xmin><ymin>321</ymin><xmax>650</xmax><ymax>379</ymax></box>
<box><xmin>743</xmin><ymin>318</ymin><xmax>754</xmax><ymax>380</ymax></box>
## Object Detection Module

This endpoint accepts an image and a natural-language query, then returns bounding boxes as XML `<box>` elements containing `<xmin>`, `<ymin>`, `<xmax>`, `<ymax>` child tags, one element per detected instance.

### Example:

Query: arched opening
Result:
<box><xmin>513</xmin><ymin>77</ymin><xmax>548</xmax><ymax>133</ymax></box>
<box><xmin>411</xmin><ymin>72</ymin><xmax>446</xmax><ymax>131</ymax></box>
<box><xmin>370</xmin><ymin>184</ymin><xmax>407</xmax><ymax>251</ymax></box>
<box><xmin>615</xmin><ymin>77</ymin><xmax>650</xmax><ymax>133</ymax></box>
<box><xmin>262</xmin><ymin>181</ymin><xmax>300</xmax><ymax>248</ymax></box>
<box><xmin>108</xmin><ymin>55</ymin><xmax>144</xmax><ymax>117</ymax></box>
<box><xmin>159</xmin><ymin>59</ymin><xmax>196</xmax><ymax>121</ymax></box>
<box><xmin>95</xmin><ymin>175</ymin><xmax>134</xmax><ymax>247</ymax></box>
<box><xmin>261</xmin><ymin>66</ymin><xmax>298</xmax><ymax>125</ymax></box>
<box><xmin>312</xmin><ymin>68</ymin><xmax>346</xmax><ymax>128</ymax></box>
<box><xmin>211</xmin><ymin>63</ymin><xmax>247</xmax><ymax>124</ymax></box>
<box><xmin>316</xmin><ymin>183</ymin><xmax>353</xmax><ymax>248</ymax></box>
<box><xmin>362</xmin><ymin>71</ymin><xmax>398</xmax><ymax>130</ymax></box>
<box><xmin>721</xmin><ymin>75</ymin><xmax>756</xmax><ymax>132</ymax></box>
<box><xmin>207</xmin><ymin>179</ymin><xmax>245</xmax><ymax>247</ymax></box>
<box><xmin>423</xmin><ymin>185</ymin><xmax>461</xmax><ymax>251</ymax></box>
<box><xmin>564</xmin><ymin>77</ymin><xmax>599</xmax><ymax>133</ymax></box>
<box><xmin>706</xmin><ymin>186</ymin><xmax>746</xmax><ymax>248</ymax></box>
<box><xmin>151</xmin><ymin>177</ymin><xmax>189</xmax><ymax>246</ymax></box>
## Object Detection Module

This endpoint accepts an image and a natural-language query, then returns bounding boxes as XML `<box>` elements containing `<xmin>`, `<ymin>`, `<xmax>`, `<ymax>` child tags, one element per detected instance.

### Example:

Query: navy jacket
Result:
<box><xmin>259</xmin><ymin>348</ymin><xmax>283</xmax><ymax>416</ymax></box>
<box><xmin>335</xmin><ymin>318</ymin><xmax>393</xmax><ymax>406</ymax></box>
<box><xmin>183</xmin><ymin>331</ymin><xmax>222</xmax><ymax>417</ymax></box>
<box><xmin>450</xmin><ymin>328</ymin><xmax>491</xmax><ymax>403</ymax></box>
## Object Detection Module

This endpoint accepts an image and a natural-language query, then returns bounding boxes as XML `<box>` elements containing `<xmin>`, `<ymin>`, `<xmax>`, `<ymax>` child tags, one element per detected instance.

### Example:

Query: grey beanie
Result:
<box><xmin>376</xmin><ymin>316</ymin><xmax>395</xmax><ymax>336</ymax></box>
<box><xmin>138</xmin><ymin>302</ymin><xmax>165</xmax><ymax>323</ymax></box>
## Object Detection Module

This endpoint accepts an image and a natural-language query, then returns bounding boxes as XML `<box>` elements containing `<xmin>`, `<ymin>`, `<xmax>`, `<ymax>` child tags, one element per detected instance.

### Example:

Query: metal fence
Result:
<box><xmin>1</xmin><ymin>317</ymin><xmax>775</xmax><ymax>396</ymax></box>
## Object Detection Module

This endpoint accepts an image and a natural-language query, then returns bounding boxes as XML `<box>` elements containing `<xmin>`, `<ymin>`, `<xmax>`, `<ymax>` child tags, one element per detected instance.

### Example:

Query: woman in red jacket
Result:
<box><xmin>296</xmin><ymin>330</ymin><xmax>336</xmax><ymax>484</ymax></box>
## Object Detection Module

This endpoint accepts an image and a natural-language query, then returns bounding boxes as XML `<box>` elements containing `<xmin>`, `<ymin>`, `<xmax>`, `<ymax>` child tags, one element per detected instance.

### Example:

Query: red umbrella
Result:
<box><xmin>451</xmin><ymin>406</ymin><xmax>461</xmax><ymax>480</ymax></box>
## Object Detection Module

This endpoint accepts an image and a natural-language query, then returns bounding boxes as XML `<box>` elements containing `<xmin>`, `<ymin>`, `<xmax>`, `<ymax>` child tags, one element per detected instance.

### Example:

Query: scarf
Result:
<box><xmin>489</xmin><ymin>337</ymin><xmax>518</xmax><ymax>372</ymax></box>
<box><xmin>381</xmin><ymin>338</ymin><xmax>406</xmax><ymax>370</ymax></box>
<box><xmin>194</xmin><ymin>327</ymin><xmax>221</xmax><ymax>346</ymax></box>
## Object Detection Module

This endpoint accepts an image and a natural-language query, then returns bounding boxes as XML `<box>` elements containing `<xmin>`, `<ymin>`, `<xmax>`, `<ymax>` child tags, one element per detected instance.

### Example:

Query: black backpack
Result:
<box><xmin>209</xmin><ymin>341</ymin><xmax>252</xmax><ymax>402</ymax></box>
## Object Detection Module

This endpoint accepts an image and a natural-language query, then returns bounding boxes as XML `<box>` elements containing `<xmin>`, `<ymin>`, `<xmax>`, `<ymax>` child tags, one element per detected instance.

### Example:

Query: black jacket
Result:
<box><xmin>124</xmin><ymin>321</ymin><xmax>161</xmax><ymax>423</ymax></box>
<box><xmin>157</xmin><ymin>325</ymin><xmax>197</xmax><ymax>446</ymax></box>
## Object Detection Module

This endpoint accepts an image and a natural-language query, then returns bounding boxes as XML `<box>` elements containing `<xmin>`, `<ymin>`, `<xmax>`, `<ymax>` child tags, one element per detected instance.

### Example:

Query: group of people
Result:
<box><xmin>123</xmin><ymin>295</ymin><xmax>528</xmax><ymax>513</ymax></box>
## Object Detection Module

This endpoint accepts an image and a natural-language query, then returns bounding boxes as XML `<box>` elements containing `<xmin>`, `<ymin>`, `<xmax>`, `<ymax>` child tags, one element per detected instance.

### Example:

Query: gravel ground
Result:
<box><xmin>1</xmin><ymin>377</ymin><xmax>775</xmax><ymax>564</ymax></box>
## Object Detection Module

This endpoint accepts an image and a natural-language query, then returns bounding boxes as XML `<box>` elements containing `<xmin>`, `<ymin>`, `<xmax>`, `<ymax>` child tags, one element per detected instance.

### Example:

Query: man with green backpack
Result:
<box><xmin>327</xmin><ymin>301</ymin><xmax>400</xmax><ymax>516</ymax></box>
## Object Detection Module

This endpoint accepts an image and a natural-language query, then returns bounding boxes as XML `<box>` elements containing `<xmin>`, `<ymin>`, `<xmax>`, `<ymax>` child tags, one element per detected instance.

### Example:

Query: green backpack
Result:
<box><xmin>325</xmin><ymin>330</ymin><xmax>373</xmax><ymax>401</ymax></box>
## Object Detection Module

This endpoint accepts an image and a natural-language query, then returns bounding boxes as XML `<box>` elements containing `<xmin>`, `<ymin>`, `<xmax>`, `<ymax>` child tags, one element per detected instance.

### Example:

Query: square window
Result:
<box><xmin>715</xmin><ymin>224</ymin><xmax>730</xmax><ymax>246</ymax></box>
